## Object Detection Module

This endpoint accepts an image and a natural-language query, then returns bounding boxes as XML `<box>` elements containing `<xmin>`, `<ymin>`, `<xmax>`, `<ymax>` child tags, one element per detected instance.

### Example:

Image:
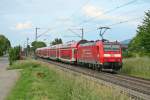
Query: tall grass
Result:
<box><xmin>7</xmin><ymin>60</ymin><xmax>129</xmax><ymax>100</ymax></box>
<box><xmin>120</xmin><ymin>57</ymin><xmax>150</xmax><ymax>79</ymax></box>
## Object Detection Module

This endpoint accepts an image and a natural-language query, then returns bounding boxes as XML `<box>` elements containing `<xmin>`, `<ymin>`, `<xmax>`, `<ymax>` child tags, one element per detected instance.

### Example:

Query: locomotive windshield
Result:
<box><xmin>104</xmin><ymin>44</ymin><xmax>120</xmax><ymax>51</ymax></box>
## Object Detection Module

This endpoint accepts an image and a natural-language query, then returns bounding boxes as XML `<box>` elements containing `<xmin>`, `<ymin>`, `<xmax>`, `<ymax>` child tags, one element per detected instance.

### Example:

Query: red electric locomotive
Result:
<box><xmin>77</xmin><ymin>40</ymin><xmax>122</xmax><ymax>71</ymax></box>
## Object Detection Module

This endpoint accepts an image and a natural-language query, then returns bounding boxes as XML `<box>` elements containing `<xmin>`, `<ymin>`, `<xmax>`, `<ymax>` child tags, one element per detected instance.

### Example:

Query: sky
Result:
<box><xmin>0</xmin><ymin>0</ymin><xmax>150</xmax><ymax>47</ymax></box>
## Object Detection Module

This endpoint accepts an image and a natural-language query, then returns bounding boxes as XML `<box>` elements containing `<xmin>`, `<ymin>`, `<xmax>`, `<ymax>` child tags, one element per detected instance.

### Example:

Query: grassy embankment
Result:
<box><xmin>7</xmin><ymin>60</ymin><xmax>129</xmax><ymax>100</ymax></box>
<box><xmin>120</xmin><ymin>57</ymin><xmax>150</xmax><ymax>79</ymax></box>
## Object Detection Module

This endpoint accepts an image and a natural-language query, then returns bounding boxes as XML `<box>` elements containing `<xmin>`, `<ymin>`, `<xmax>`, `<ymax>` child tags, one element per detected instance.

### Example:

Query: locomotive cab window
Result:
<box><xmin>104</xmin><ymin>44</ymin><xmax>120</xmax><ymax>51</ymax></box>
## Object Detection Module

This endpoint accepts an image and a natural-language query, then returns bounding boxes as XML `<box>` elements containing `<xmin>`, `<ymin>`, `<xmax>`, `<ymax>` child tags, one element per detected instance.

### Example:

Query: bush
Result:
<box><xmin>9</xmin><ymin>60</ymin><xmax>40</xmax><ymax>69</ymax></box>
<box><xmin>120</xmin><ymin>57</ymin><xmax>150</xmax><ymax>79</ymax></box>
<box><xmin>122</xmin><ymin>50</ymin><xmax>134</xmax><ymax>58</ymax></box>
<box><xmin>0</xmin><ymin>48</ymin><xmax>3</xmax><ymax>56</ymax></box>
<box><xmin>9</xmin><ymin>46</ymin><xmax>21</xmax><ymax>65</ymax></box>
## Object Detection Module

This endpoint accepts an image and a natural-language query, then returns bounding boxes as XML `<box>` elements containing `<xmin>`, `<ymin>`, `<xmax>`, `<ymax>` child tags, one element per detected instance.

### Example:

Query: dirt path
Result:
<box><xmin>0</xmin><ymin>56</ymin><xmax>19</xmax><ymax>100</ymax></box>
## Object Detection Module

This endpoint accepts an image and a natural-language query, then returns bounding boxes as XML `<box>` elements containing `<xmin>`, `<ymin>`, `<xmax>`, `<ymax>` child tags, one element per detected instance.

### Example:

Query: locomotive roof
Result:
<box><xmin>49</xmin><ymin>44</ymin><xmax>62</xmax><ymax>49</ymax></box>
<box><xmin>36</xmin><ymin>40</ymin><xmax>120</xmax><ymax>51</ymax></box>
<box><xmin>79</xmin><ymin>41</ymin><xmax>96</xmax><ymax>46</ymax></box>
<box><xmin>79</xmin><ymin>40</ymin><xmax>120</xmax><ymax>47</ymax></box>
<box><xmin>59</xmin><ymin>40</ymin><xmax>87</xmax><ymax>48</ymax></box>
<box><xmin>36</xmin><ymin>46</ymin><xmax>50</xmax><ymax>50</ymax></box>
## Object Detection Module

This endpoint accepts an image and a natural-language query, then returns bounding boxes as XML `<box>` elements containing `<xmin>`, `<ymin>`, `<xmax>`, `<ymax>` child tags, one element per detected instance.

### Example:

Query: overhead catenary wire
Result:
<box><xmin>78</xmin><ymin>0</ymin><xmax>138</xmax><ymax>26</ymax></box>
<box><xmin>67</xmin><ymin>28</ymin><xmax>82</xmax><ymax>38</ymax></box>
<box><xmin>66</xmin><ymin>16</ymin><xmax>142</xmax><ymax>39</ymax></box>
<box><xmin>27</xmin><ymin>0</ymin><xmax>142</xmax><ymax>45</ymax></box>
<box><xmin>107</xmin><ymin>16</ymin><xmax>142</xmax><ymax>27</ymax></box>
<box><xmin>62</xmin><ymin>0</ymin><xmax>141</xmax><ymax>40</ymax></box>
<box><xmin>36</xmin><ymin>0</ymin><xmax>91</xmax><ymax>39</ymax></box>
<box><xmin>85</xmin><ymin>16</ymin><xmax>143</xmax><ymax>33</ymax></box>
<box><xmin>35</xmin><ymin>0</ymin><xmax>138</xmax><ymax>39</ymax></box>
<box><xmin>37</xmin><ymin>28</ymin><xmax>52</xmax><ymax>39</ymax></box>
<box><xmin>69</xmin><ymin>0</ymin><xmax>90</xmax><ymax>19</ymax></box>
<box><xmin>107</xmin><ymin>16</ymin><xmax>143</xmax><ymax>27</ymax></box>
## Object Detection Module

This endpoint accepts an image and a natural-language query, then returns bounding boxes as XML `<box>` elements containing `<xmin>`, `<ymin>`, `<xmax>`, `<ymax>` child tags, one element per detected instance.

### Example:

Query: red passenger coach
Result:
<box><xmin>59</xmin><ymin>40</ymin><xmax>87</xmax><ymax>63</ymax></box>
<box><xmin>36</xmin><ymin>47</ymin><xmax>50</xmax><ymax>58</ymax></box>
<box><xmin>49</xmin><ymin>45</ymin><xmax>59</xmax><ymax>60</ymax></box>
<box><xmin>36</xmin><ymin>48</ymin><xmax>43</xmax><ymax>57</ymax></box>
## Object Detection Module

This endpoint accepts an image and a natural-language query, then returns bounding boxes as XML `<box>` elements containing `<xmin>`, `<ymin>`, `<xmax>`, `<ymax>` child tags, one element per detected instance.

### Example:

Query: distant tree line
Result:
<box><xmin>31</xmin><ymin>41</ymin><xmax>47</xmax><ymax>51</ymax></box>
<box><xmin>50</xmin><ymin>38</ymin><xmax>62</xmax><ymax>45</ymax></box>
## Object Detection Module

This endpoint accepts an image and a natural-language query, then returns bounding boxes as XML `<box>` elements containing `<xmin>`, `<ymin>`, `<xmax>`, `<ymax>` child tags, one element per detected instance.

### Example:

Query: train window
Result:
<box><xmin>104</xmin><ymin>44</ymin><xmax>120</xmax><ymax>51</ymax></box>
<box><xmin>80</xmin><ymin>42</ymin><xmax>96</xmax><ymax>46</ymax></box>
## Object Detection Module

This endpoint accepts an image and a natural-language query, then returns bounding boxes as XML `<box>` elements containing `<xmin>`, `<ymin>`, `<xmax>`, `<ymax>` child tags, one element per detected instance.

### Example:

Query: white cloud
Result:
<box><xmin>14</xmin><ymin>21</ymin><xmax>32</xmax><ymax>30</ymax></box>
<box><xmin>82</xmin><ymin>4</ymin><xmax>104</xmax><ymax>19</ymax></box>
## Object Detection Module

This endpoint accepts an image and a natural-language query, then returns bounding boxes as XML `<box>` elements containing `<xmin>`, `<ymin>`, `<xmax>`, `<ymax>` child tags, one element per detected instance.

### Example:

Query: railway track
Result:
<box><xmin>38</xmin><ymin>58</ymin><xmax>150</xmax><ymax>100</ymax></box>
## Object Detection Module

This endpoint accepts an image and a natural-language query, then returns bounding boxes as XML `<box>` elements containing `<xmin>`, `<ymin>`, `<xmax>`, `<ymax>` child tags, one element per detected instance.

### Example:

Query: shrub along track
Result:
<box><xmin>37</xmin><ymin>58</ymin><xmax>150</xmax><ymax>100</ymax></box>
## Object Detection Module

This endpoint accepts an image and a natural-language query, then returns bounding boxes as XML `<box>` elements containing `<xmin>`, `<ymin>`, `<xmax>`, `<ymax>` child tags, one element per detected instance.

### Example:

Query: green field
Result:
<box><xmin>120</xmin><ymin>57</ymin><xmax>150</xmax><ymax>79</ymax></box>
<box><xmin>7</xmin><ymin>60</ymin><xmax>129</xmax><ymax>100</ymax></box>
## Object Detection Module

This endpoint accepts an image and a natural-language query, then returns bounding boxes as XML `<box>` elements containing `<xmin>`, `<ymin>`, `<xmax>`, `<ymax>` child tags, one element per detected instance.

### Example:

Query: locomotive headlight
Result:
<box><xmin>104</xmin><ymin>54</ymin><xmax>111</xmax><ymax>57</ymax></box>
<box><xmin>104</xmin><ymin>54</ymin><xmax>121</xmax><ymax>57</ymax></box>
<box><xmin>114</xmin><ymin>54</ymin><xmax>121</xmax><ymax>57</ymax></box>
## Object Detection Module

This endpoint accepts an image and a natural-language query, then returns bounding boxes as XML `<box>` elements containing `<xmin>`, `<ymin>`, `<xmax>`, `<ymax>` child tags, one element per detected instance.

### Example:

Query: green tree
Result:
<box><xmin>31</xmin><ymin>41</ymin><xmax>46</xmax><ymax>51</ymax></box>
<box><xmin>0</xmin><ymin>35</ymin><xmax>11</xmax><ymax>56</ymax></box>
<box><xmin>50</xmin><ymin>38</ymin><xmax>63</xmax><ymax>45</ymax></box>
<box><xmin>129</xmin><ymin>10</ymin><xmax>150</xmax><ymax>56</ymax></box>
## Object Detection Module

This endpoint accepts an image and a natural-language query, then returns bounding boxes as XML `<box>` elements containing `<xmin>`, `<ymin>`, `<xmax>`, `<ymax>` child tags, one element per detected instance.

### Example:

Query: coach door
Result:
<box><xmin>72</xmin><ymin>48</ymin><xmax>76</xmax><ymax>61</ymax></box>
